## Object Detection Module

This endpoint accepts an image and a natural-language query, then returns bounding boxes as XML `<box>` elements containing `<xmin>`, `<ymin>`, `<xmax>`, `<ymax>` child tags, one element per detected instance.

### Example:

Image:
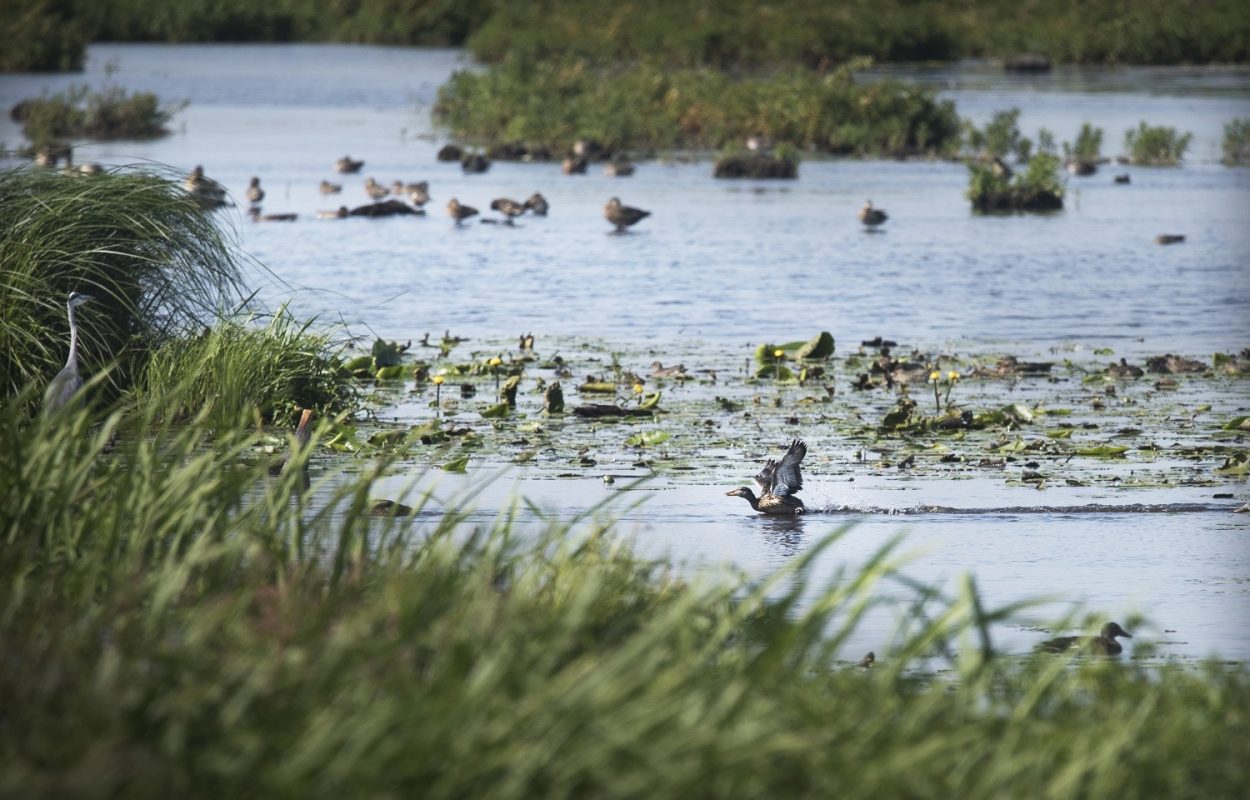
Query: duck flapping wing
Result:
<box><xmin>753</xmin><ymin>459</ymin><xmax>777</xmax><ymax>494</ymax></box>
<box><xmin>768</xmin><ymin>439</ymin><xmax>806</xmax><ymax>497</ymax></box>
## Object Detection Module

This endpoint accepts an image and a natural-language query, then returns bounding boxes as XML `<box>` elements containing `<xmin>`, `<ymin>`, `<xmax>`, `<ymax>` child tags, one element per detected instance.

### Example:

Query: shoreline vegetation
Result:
<box><xmin>6</xmin><ymin>1</ymin><xmax>1248</xmax><ymax>72</ymax></box>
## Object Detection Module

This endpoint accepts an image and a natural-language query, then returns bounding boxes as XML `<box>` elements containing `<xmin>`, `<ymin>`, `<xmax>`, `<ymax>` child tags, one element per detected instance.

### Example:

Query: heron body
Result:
<box><xmin>44</xmin><ymin>292</ymin><xmax>93</xmax><ymax>414</ymax></box>
<box><xmin>605</xmin><ymin>197</ymin><xmax>650</xmax><ymax>232</ymax></box>
<box><xmin>726</xmin><ymin>439</ymin><xmax>808</xmax><ymax>515</ymax></box>
<box><xmin>1037</xmin><ymin>622</ymin><xmax>1133</xmax><ymax>655</ymax></box>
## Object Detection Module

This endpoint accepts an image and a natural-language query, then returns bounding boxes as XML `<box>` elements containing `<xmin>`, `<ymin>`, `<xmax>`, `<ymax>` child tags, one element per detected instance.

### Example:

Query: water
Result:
<box><xmin>3</xmin><ymin>44</ymin><xmax>1248</xmax><ymax>660</ymax></box>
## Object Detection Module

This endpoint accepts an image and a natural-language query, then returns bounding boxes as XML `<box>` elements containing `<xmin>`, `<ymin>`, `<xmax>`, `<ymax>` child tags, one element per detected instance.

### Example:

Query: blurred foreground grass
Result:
<box><xmin>2</xmin><ymin>387</ymin><xmax>1248</xmax><ymax>798</ymax></box>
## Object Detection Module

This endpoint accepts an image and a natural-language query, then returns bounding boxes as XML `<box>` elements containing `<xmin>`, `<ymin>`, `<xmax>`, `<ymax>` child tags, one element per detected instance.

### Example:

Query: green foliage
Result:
<box><xmin>133</xmin><ymin>309</ymin><xmax>357</xmax><ymax>428</ymax></box>
<box><xmin>14</xmin><ymin>83</ymin><xmax>183</xmax><ymax>147</ymax></box>
<box><xmin>1223</xmin><ymin>117</ymin><xmax>1250</xmax><ymax>166</ymax></box>
<box><xmin>967</xmin><ymin>151</ymin><xmax>1066</xmax><ymax>212</ymax></box>
<box><xmin>434</xmin><ymin>59</ymin><xmax>962</xmax><ymax>157</ymax></box>
<box><xmin>0</xmin><ymin>166</ymin><xmax>243</xmax><ymax>402</ymax></box>
<box><xmin>1124</xmin><ymin>121</ymin><xmax>1193</xmax><ymax>166</ymax></box>
<box><xmin>0</xmin><ymin>0</ymin><xmax>88</xmax><ymax>71</ymax></box>
<box><xmin>963</xmin><ymin>108</ymin><xmax>1028</xmax><ymax>161</ymax></box>
<box><xmin>2</xmin><ymin>392</ymin><xmax>1249</xmax><ymax>797</ymax></box>
<box><xmin>1069</xmin><ymin>122</ymin><xmax>1104</xmax><ymax>163</ymax></box>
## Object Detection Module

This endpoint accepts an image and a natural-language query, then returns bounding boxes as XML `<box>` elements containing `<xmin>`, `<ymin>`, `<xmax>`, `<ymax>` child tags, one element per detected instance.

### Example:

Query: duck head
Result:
<box><xmin>1101</xmin><ymin>622</ymin><xmax>1132</xmax><ymax>641</ymax></box>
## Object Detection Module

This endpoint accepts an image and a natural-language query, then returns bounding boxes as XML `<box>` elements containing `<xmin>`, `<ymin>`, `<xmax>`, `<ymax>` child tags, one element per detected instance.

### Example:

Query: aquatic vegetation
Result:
<box><xmin>434</xmin><ymin>59</ymin><xmax>962</xmax><ymax>158</ymax></box>
<box><xmin>1223</xmin><ymin>118</ymin><xmax>1250</xmax><ymax>166</ymax></box>
<box><xmin>0</xmin><ymin>1</ymin><xmax>88</xmax><ymax>71</ymax></box>
<box><xmin>1124</xmin><ymin>121</ymin><xmax>1192</xmax><ymax>166</ymax></box>
<box><xmin>2</xmin><ymin>389</ymin><xmax>1249</xmax><ymax>797</ymax></box>
<box><xmin>0</xmin><ymin>166</ymin><xmax>243</xmax><ymax>403</ymax></box>
<box><xmin>963</xmin><ymin>108</ymin><xmax>1030</xmax><ymax>162</ymax></box>
<box><xmin>966</xmin><ymin>151</ymin><xmax>1065</xmax><ymax>212</ymax></box>
<box><xmin>133</xmin><ymin>308</ymin><xmax>358</xmax><ymax>428</ymax></box>
<box><xmin>13</xmin><ymin>83</ymin><xmax>184</xmax><ymax>147</ymax></box>
<box><xmin>713</xmin><ymin>150</ymin><xmax>799</xmax><ymax>179</ymax></box>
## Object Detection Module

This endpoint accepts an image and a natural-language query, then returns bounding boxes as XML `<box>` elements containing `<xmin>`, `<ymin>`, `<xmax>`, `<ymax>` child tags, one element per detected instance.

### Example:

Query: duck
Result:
<box><xmin>316</xmin><ymin>206</ymin><xmax>349</xmax><ymax>220</ymax></box>
<box><xmin>525</xmin><ymin>192</ymin><xmax>549</xmax><ymax>216</ymax></box>
<box><xmin>490</xmin><ymin>197</ymin><xmax>527</xmax><ymax>224</ymax></box>
<box><xmin>363</xmin><ymin>177</ymin><xmax>390</xmax><ymax>201</ymax></box>
<box><xmin>336</xmin><ymin>155</ymin><xmax>364</xmax><ymax>174</ymax></box>
<box><xmin>604</xmin><ymin>160</ymin><xmax>635</xmax><ymax>177</ymax></box>
<box><xmin>726</xmin><ymin>439</ymin><xmax>808</xmax><ymax>516</ymax></box>
<box><xmin>1155</xmin><ymin>234</ymin><xmax>1185</xmax><ymax>245</ymax></box>
<box><xmin>649</xmin><ymin>361</ymin><xmax>687</xmax><ymax>378</ymax></box>
<box><xmin>447</xmin><ymin>198</ymin><xmax>478</xmax><ymax>225</ymax></box>
<box><xmin>1146</xmin><ymin>353</ymin><xmax>1206</xmax><ymax>374</ymax></box>
<box><xmin>1114</xmin><ymin>173</ymin><xmax>1131</xmax><ymax>184</ymax></box>
<box><xmin>406</xmin><ymin>181</ymin><xmax>430</xmax><ymax>207</ymax></box>
<box><xmin>563</xmin><ymin>155</ymin><xmax>589</xmax><ymax>175</ymax></box>
<box><xmin>246</xmin><ymin>176</ymin><xmax>264</xmax><ymax>205</ymax></box>
<box><xmin>248</xmin><ymin>207</ymin><xmax>297</xmax><ymax>222</ymax></box>
<box><xmin>320</xmin><ymin>180</ymin><xmax>343</xmax><ymax>194</ymax></box>
<box><xmin>605</xmin><ymin>197</ymin><xmax>650</xmax><ymax>232</ymax></box>
<box><xmin>183</xmin><ymin>165</ymin><xmax>229</xmax><ymax>209</ymax></box>
<box><xmin>858</xmin><ymin>199</ymin><xmax>888</xmax><ymax>228</ymax></box>
<box><xmin>1036</xmin><ymin>622</ymin><xmax>1133</xmax><ymax>655</ymax></box>
<box><xmin>1108</xmin><ymin>358</ymin><xmax>1144</xmax><ymax>379</ymax></box>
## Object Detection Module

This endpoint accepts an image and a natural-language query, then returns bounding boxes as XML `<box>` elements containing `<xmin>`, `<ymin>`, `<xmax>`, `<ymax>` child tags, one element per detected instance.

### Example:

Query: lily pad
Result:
<box><xmin>1075</xmin><ymin>445</ymin><xmax>1129</xmax><ymax>458</ymax></box>
<box><xmin>1214</xmin><ymin>453</ymin><xmax>1249</xmax><ymax>475</ymax></box>
<box><xmin>639</xmin><ymin>391</ymin><xmax>662</xmax><ymax>410</ymax></box>
<box><xmin>375</xmin><ymin>364</ymin><xmax>406</xmax><ymax>380</ymax></box>
<box><xmin>481</xmin><ymin>402</ymin><xmax>511</xmax><ymax>418</ymax></box>
<box><xmin>441</xmin><ymin>455</ymin><xmax>470</xmax><ymax>473</ymax></box>
<box><xmin>371</xmin><ymin>337</ymin><xmax>408</xmax><ymax>368</ymax></box>
<box><xmin>625</xmin><ymin>430</ymin><xmax>670</xmax><ymax>447</ymax></box>
<box><xmin>794</xmin><ymin>331</ymin><xmax>835</xmax><ymax>361</ymax></box>
<box><xmin>579</xmin><ymin>382</ymin><xmax>617</xmax><ymax>394</ymax></box>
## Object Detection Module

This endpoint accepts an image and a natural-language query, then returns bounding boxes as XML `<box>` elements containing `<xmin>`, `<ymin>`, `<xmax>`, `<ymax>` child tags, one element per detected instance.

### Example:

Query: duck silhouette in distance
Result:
<box><xmin>858</xmin><ymin>199</ymin><xmax>888</xmax><ymax>228</ymax></box>
<box><xmin>605</xmin><ymin>197</ymin><xmax>650</xmax><ymax>232</ymax></box>
<box><xmin>447</xmin><ymin>198</ymin><xmax>478</xmax><ymax>225</ymax></box>
<box><xmin>726</xmin><ymin>439</ymin><xmax>807</xmax><ymax>515</ymax></box>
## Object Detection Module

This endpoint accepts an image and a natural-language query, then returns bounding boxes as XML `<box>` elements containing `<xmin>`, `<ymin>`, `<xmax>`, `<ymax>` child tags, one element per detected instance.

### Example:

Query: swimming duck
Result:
<box><xmin>604</xmin><ymin>160</ymin><xmax>635</xmax><ymax>177</ymax></box>
<box><xmin>726</xmin><ymin>439</ymin><xmax>808</xmax><ymax>516</ymax></box>
<box><xmin>649</xmin><ymin>361</ymin><xmax>687</xmax><ymax>378</ymax></box>
<box><xmin>1108</xmin><ymin>358</ymin><xmax>1144</xmax><ymax>379</ymax></box>
<box><xmin>248</xmin><ymin>207</ymin><xmax>297</xmax><ymax>222</ymax></box>
<box><xmin>490</xmin><ymin>197</ymin><xmax>527</xmax><ymax>224</ymax></box>
<box><xmin>407</xmin><ymin>181</ymin><xmax>430</xmax><ymax>207</ymax></box>
<box><xmin>563</xmin><ymin>155</ymin><xmax>589</xmax><ymax>175</ymax></box>
<box><xmin>246</xmin><ymin>176</ymin><xmax>264</xmax><ymax>205</ymax></box>
<box><xmin>1037</xmin><ymin>622</ymin><xmax>1133</xmax><ymax>655</ymax></box>
<box><xmin>184</xmin><ymin>165</ymin><xmax>229</xmax><ymax>209</ymax></box>
<box><xmin>605</xmin><ymin>197</ymin><xmax>650</xmax><ymax>232</ymax></box>
<box><xmin>1146</xmin><ymin>353</ymin><xmax>1206</xmax><ymax>374</ymax></box>
<box><xmin>336</xmin><ymin>155</ymin><xmax>364</xmax><ymax>174</ymax></box>
<box><xmin>858</xmin><ymin>199</ymin><xmax>888</xmax><ymax>228</ymax></box>
<box><xmin>364</xmin><ymin>177</ymin><xmax>389</xmax><ymax>201</ymax></box>
<box><xmin>316</xmin><ymin>206</ymin><xmax>349</xmax><ymax>220</ymax></box>
<box><xmin>525</xmin><ymin>192</ymin><xmax>549</xmax><ymax>216</ymax></box>
<box><xmin>1155</xmin><ymin>234</ymin><xmax>1185</xmax><ymax>245</ymax></box>
<box><xmin>1114</xmin><ymin>174</ymin><xmax>1131</xmax><ymax>184</ymax></box>
<box><xmin>320</xmin><ymin>180</ymin><xmax>343</xmax><ymax>194</ymax></box>
<box><xmin>447</xmin><ymin>198</ymin><xmax>478</xmax><ymax>225</ymax></box>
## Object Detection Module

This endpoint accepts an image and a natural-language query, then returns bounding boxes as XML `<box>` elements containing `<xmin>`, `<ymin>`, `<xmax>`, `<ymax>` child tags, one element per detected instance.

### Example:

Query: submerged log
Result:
<box><xmin>713</xmin><ymin>153</ymin><xmax>798</xmax><ymax>179</ymax></box>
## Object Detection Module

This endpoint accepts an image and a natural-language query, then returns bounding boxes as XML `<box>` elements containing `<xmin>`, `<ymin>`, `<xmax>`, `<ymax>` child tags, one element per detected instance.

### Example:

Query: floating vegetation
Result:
<box><xmin>1125</xmin><ymin>121</ymin><xmax>1192</xmax><ymax>166</ymax></box>
<box><xmin>1065</xmin><ymin>123</ymin><xmax>1104</xmax><ymax>175</ymax></box>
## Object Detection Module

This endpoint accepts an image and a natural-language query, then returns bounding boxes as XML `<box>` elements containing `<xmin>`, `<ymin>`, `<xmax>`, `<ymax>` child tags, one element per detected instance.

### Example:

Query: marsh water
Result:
<box><xmin>3</xmin><ymin>45</ymin><xmax>1248</xmax><ymax>660</ymax></box>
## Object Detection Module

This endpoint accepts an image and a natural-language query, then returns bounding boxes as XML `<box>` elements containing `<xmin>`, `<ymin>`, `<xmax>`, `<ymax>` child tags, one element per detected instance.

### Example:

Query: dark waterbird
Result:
<box><xmin>1037</xmin><ymin>622</ymin><xmax>1133</xmax><ymax>655</ymax></box>
<box><xmin>246</xmin><ymin>176</ymin><xmax>264</xmax><ymax>205</ymax></box>
<box><xmin>605</xmin><ymin>197</ymin><xmax>650</xmax><ymax>232</ymax></box>
<box><xmin>858</xmin><ymin>199</ymin><xmax>888</xmax><ymax>228</ymax></box>
<box><xmin>44</xmin><ymin>292</ymin><xmax>93</xmax><ymax>415</ymax></box>
<box><xmin>490</xmin><ymin>197</ymin><xmax>527</xmax><ymax>224</ymax></box>
<box><xmin>335</xmin><ymin>155</ymin><xmax>364</xmax><ymax>174</ymax></box>
<box><xmin>447</xmin><ymin>198</ymin><xmax>478</xmax><ymax>225</ymax></box>
<box><xmin>525</xmin><ymin>192</ymin><xmax>549</xmax><ymax>216</ymax></box>
<box><xmin>726</xmin><ymin>439</ymin><xmax>808</xmax><ymax>515</ymax></box>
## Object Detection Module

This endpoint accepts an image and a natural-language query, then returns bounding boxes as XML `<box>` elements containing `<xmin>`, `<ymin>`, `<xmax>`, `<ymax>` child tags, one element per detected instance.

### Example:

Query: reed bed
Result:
<box><xmin>1</xmin><ymin>387</ymin><xmax>1247</xmax><ymax>798</ymax></box>
<box><xmin>0</xmin><ymin>166</ymin><xmax>243</xmax><ymax>402</ymax></box>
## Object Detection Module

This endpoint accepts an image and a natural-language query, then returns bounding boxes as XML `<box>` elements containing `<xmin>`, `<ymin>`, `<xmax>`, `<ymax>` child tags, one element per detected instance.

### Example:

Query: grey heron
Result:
<box><xmin>43</xmin><ymin>291</ymin><xmax>93</xmax><ymax>414</ymax></box>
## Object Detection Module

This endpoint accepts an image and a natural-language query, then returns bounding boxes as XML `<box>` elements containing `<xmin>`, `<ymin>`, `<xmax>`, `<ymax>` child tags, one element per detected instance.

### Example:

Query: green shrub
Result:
<box><xmin>0</xmin><ymin>0</ymin><xmax>88</xmax><ymax>71</ymax></box>
<box><xmin>967</xmin><ymin>151</ymin><xmax>1065</xmax><ymax>212</ymax></box>
<box><xmin>13</xmin><ymin>83</ymin><xmax>183</xmax><ymax>147</ymax></box>
<box><xmin>1124</xmin><ymin>121</ymin><xmax>1192</xmax><ymax>166</ymax></box>
<box><xmin>963</xmin><ymin>108</ymin><xmax>1029</xmax><ymax>162</ymax></box>
<box><xmin>1069</xmin><ymin>122</ymin><xmax>1104</xmax><ymax>163</ymax></box>
<box><xmin>0</xmin><ymin>166</ymin><xmax>242</xmax><ymax>402</ymax></box>
<box><xmin>1223</xmin><ymin>117</ymin><xmax>1250</xmax><ymax>166</ymax></box>
<box><xmin>434</xmin><ymin>58</ymin><xmax>962</xmax><ymax>158</ymax></box>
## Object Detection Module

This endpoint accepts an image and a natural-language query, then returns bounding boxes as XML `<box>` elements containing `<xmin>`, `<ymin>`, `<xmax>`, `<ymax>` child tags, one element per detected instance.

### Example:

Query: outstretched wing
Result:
<box><xmin>753</xmin><ymin>459</ymin><xmax>777</xmax><ymax>494</ymax></box>
<box><xmin>769</xmin><ymin>439</ymin><xmax>806</xmax><ymax>497</ymax></box>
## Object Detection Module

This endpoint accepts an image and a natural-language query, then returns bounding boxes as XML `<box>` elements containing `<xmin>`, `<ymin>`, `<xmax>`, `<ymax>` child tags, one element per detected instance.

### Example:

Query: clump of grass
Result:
<box><xmin>12</xmin><ymin>83</ymin><xmax>184</xmax><ymax>148</ymax></box>
<box><xmin>1223</xmin><ymin>117</ymin><xmax>1250</xmax><ymax>166</ymax></box>
<box><xmin>967</xmin><ymin>150</ymin><xmax>1065</xmax><ymax>212</ymax></box>
<box><xmin>963</xmin><ymin>108</ymin><xmax>1030</xmax><ymax>162</ymax></box>
<box><xmin>2</xmin><ymin>390</ymin><xmax>1249</xmax><ymax>797</ymax></box>
<box><xmin>1124</xmin><ymin>121</ymin><xmax>1192</xmax><ymax>166</ymax></box>
<box><xmin>133</xmin><ymin>307</ymin><xmax>358</xmax><ymax>428</ymax></box>
<box><xmin>1068</xmin><ymin>122</ymin><xmax>1104</xmax><ymax>164</ymax></box>
<box><xmin>0</xmin><ymin>1</ymin><xmax>88</xmax><ymax>71</ymax></box>
<box><xmin>434</xmin><ymin>58</ymin><xmax>962</xmax><ymax>158</ymax></box>
<box><xmin>0</xmin><ymin>166</ymin><xmax>243</xmax><ymax>402</ymax></box>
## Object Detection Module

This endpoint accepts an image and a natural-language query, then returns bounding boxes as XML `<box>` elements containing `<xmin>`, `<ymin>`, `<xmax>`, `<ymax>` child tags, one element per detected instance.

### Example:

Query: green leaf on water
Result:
<box><xmin>1221</xmin><ymin>417</ymin><xmax>1250</xmax><ymax>431</ymax></box>
<box><xmin>371</xmin><ymin>337</ymin><xmax>406</xmax><ymax>367</ymax></box>
<box><xmin>579</xmin><ymin>382</ymin><xmax>617</xmax><ymax>394</ymax></box>
<box><xmin>795</xmin><ymin>331</ymin><xmax>835</xmax><ymax>361</ymax></box>
<box><xmin>1075</xmin><ymin>445</ymin><xmax>1129</xmax><ymax>457</ymax></box>
<box><xmin>374</xmin><ymin>364</ymin><xmax>405</xmax><ymax>380</ymax></box>
<box><xmin>626</xmin><ymin>430</ymin><xmax>670</xmax><ymax>447</ymax></box>
<box><xmin>1046</xmin><ymin>428</ymin><xmax>1074</xmax><ymax>439</ymax></box>
<box><xmin>1214</xmin><ymin>453</ymin><xmax>1249</xmax><ymax>475</ymax></box>
<box><xmin>1094</xmin><ymin>347</ymin><xmax>1115</xmax><ymax>356</ymax></box>
<box><xmin>442</xmin><ymin>455</ymin><xmax>470</xmax><ymax>473</ymax></box>
<box><xmin>481</xmin><ymin>402</ymin><xmax>511</xmax><ymax>418</ymax></box>
<box><xmin>639</xmin><ymin>391</ymin><xmax>662</xmax><ymax>410</ymax></box>
<box><xmin>343</xmin><ymin>354</ymin><xmax>373</xmax><ymax>372</ymax></box>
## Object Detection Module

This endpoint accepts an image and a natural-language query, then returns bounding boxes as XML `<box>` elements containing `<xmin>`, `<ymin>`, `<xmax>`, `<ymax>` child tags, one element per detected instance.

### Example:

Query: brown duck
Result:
<box><xmin>726</xmin><ymin>439</ymin><xmax>808</xmax><ymax>515</ymax></box>
<box><xmin>447</xmin><ymin>198</ymin><xmax>479</xmax><ymax>225</ymax></box>
<box><xmin>1037</xmin><ymin>622</ymin><xmax>1133</xmax><ymax>655</ymax></box>
<box><xmin>605</xmin><ymin>197</ymin><xmax>650</xmax><ymax>232</ymax></box>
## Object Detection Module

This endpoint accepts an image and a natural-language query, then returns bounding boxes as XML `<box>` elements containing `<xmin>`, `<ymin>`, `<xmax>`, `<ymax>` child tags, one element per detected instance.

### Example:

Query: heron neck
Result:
<box><xmin>65</xmin><ymin>302</ymin><xmax>79</xmax><ymax>370</ymax></box>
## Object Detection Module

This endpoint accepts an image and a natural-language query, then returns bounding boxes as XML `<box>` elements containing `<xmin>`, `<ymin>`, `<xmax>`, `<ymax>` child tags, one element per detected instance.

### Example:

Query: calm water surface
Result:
<box><xmin>3</xmin><ymin>45</ymin><xmax>1248</xmax><ymax>659</ymax></box>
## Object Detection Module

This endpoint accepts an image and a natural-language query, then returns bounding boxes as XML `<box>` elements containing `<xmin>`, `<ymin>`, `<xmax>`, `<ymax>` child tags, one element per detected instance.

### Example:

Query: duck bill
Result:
<box><xmin>725</xmin><ymin>489</ymin><xmax>740</xmax><ymax>497</ymax></box>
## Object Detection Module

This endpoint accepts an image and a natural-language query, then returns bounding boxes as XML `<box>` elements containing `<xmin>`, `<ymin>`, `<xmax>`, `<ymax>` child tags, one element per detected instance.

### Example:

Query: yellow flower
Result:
<box><xmin>773</xmin><ymin>349</ymin><xmax>785</xmax><ymax>359</ymax></box>
<box><xmin>489</xmin><ymin>356</ymin><xmax>502</xmax><ymax>367</ymax></box>
<box><xmin>632</xmin><ymin>383</ymin><xmax>644</xmax><ymax>394</ymax></box>
<box><xmin>929</xmin><ymin>370</ymin><xmax>941</xmax><ymax>383</ymax></box>
<box><xmin>432</xmin><ymin>375</ymin><xmax>445</xmax><ymax>385</ymax></box>
<box><xmin>947</xmin><ymin>370</ymin><xmax>960</xmax><ymax>381</ymax></box>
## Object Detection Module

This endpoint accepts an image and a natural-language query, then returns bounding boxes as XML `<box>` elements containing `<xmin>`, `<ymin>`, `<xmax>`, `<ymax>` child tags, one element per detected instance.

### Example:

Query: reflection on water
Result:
<box><xmin>3</xmin><ymin>44</ymin><xmax>1248</xmax><ymax>659</ymax></box>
